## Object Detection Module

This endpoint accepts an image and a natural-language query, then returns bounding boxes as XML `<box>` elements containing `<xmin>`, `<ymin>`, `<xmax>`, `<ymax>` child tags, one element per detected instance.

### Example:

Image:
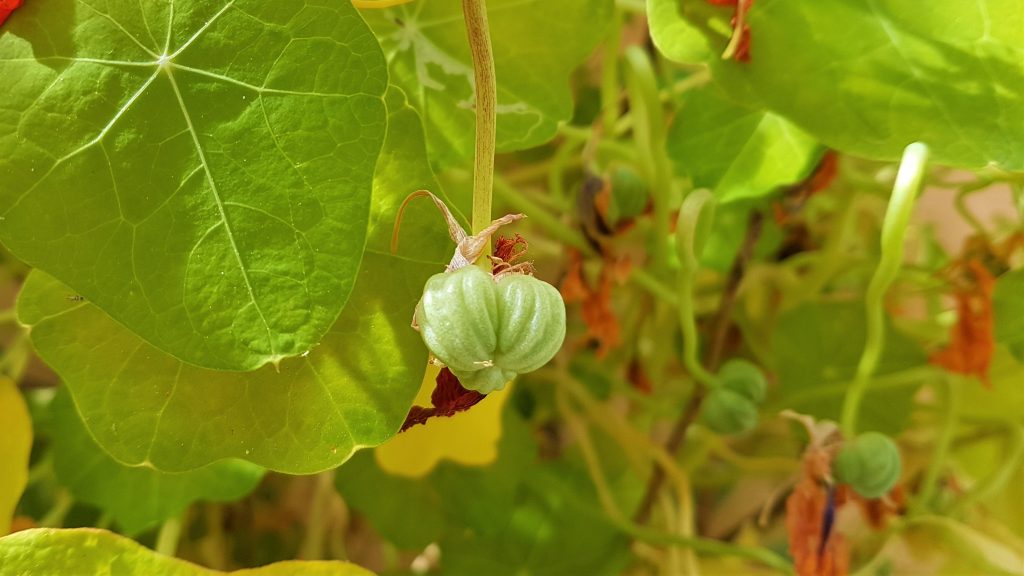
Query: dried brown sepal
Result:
<box><xmin>560</xmin><ymin>250</ymin><xmax>622</xmax><ymax>357</ymax></box>
<box><xmin>931</xmin><ymin>259</ymin><xmax>996</xmax><ymax>386</ymax></box>
<box><xmin>391</xmin><ymin>189</ymin><xmax>525</xmax><ymax>272</ymax></box>
<box><xmin>400</xmin><ymin>368</ymin><xmax>486</xmax><ymax>432</ymax></box>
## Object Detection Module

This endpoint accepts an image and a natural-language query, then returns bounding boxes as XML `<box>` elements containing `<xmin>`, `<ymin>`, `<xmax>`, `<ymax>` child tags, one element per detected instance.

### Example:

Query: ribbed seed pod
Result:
<box><xmin>416</xmin><ymin>266</ymin><xmax>566</xmax><ymax>394</ymax></box>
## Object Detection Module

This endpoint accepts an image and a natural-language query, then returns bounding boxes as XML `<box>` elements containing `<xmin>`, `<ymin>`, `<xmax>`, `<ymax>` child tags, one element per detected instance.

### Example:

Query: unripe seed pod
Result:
<box><xmin>718</xmin><ymin>359</ymin><xmax>767</xmax><ymax>405</ymax></box>
<box><xmin>833</xmin><ymin>432</ymin><xmax>902</xmax><ymax>499</ymax></box>
<box><xmin>702</xmin><ymin>388</ymin><xmax>758</xmax><ymax>435</ymax></box>
<box><xmin>416</xmin><ymin>266</ymin><xmax>566</xmax><ymax>394</ymax></box>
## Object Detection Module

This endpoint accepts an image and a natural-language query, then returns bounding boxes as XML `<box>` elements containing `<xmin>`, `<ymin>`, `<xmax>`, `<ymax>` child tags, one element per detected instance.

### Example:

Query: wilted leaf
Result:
<box><xmin>0</xmin><ymin>0</ymin><xmax>388</xmax><ymax>370</ymax></box>
<box><xmin>931</xmin><ymin>260</ymin><xmax>995</xmax><ymax>385</ymax></box>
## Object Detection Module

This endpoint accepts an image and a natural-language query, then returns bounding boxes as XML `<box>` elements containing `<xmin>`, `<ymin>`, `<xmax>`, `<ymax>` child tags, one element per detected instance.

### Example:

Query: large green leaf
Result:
<box><xmin>772</xmin><ymin>301</ymin><xmax>927</xmax><ymax>434</ymax></box>
<box><xmin>687</xmin><ymin>0</ymin><xmax>1024</xmax><ymax>169</ymax></box>
<box><xmin>0</xmin><ymin>0</ymin><xmax>388</xmax><ymax>370</ymax></box>
<box><xmin>0</xmin><ymin>528</ymin><xmax>374</xmax><ymax>575</ymax></box>
<box><xmin>365</xmin><ymin>0</ymin><xmax>614</xmax><ymax>164</ymax></box>
<box><xmin>49</xmin><ymin>389</ymin><xmax>263</xmax><ymax>535</ymax></box>
<box><xmin>16</xmin><ymin>89</ymin><xmax>449</xmax><ymax>474</ymax></box>
<box><xmin>667</xmin><ymin>84</ymin><xmax>820</xmax><ymax>203</ymax></box>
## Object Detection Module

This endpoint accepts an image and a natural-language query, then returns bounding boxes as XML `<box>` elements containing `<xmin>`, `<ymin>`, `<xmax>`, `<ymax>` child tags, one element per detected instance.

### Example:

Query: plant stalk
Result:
<box><xmin>841</xmin><ymin>142</ymin><xmax>929</xmax><ymax>437</ymax></box>
<box><xmin>462</xmin><ymin>0</ymin><xmax>497</xmax><ymax>246</ymax></box>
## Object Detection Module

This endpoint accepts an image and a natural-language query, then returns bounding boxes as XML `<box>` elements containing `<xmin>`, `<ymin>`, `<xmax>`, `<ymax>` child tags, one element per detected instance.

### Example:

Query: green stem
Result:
<box><xmin>600</xmin><ymin>9</ymin><xmax>622</xmax><ymax>135</ymax></box>
<box><xmin>624</xmin><ymin>46</ymin><xmax>673</xmax><ymax>272</ymax></box>
<box><xmin>462</xmin><ymin>0</ymin><xmax>497</xmax><ymax>242</ymax></box>
<box><xmin>155</xmin><ymin>513</ymin><xmax>184</xmax><ymax>557</ymax></box>
<box><xmin>952</xmin><ymin>424</ymin><xmax>1024</xmax><ymax>514</ymax></box>
<box><xmin>841</xmin><ymin>143</ymin><xmax>929</xmax><ymax>437</ymax></box>
<box><xmin>675</xmin><ymin>190</ymin><xmax>718</xmax><ymax>386</ymax></box>
<box><xmin>39</xmin><ymin>490</ymin><xmax>73</xmax><ymax>528</ymax></box>
<box><xmin>911</xmin><ymin>375</ymin><xmax>959</xmax><ymax>516</ymax></box>
<box><xmin>299</xmin><ymin>469</ymin><xmax>338</xmax><ymax>560</ymax></box>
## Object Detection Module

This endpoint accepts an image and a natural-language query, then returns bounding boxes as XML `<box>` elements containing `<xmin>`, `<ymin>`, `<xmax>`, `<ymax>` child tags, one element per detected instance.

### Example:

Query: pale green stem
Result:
<box><xmin>299</xmin><ymin>469</ymin><xmax>338</xmax><ymax>560</ymax></box>
<box><xmin>600</xmin><ymin>9</ymin><xmax>623</xmax><ymax>134</ymax></box>
<box><xmin>911</xmin><ymin>374</ymin><xmax>959</xmax><ymax>516</ymax></box>
<box><xmin>676</xmin><ymin>190</ymin><xmax>717</xmax><ymax>386</ymax></box>
<box><xmin>624</xmin><ymin>46</ymin><xmax>673</xmax><ymax>272</ymax></box>
<box><xmin>155</xmin><ymin>513</ymin><xmax>184</xmax><ymax>557</ymax></box>
<box><xmin>39</xmin><ymin>490</ymin><xmax>73</xmax><ymax>528</ymax></box>
<box><xmin>463</xmin><ymin>0</ymin><xmax>497</xmax><ymax>245</ymax></box>
<box><xmin>952</xmin><ymin>425</ymin><xmax>1024</xmax><ymax>514</ymax></box>
<box><xmin>841</xmin><ymin>143</ymin><xmax>929</xmax><ymax>437</ymax></box>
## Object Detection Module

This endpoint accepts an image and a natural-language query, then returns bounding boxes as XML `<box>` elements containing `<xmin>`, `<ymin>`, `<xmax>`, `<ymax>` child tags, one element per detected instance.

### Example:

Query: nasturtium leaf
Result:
<box><xmin>0</xmin><ymin>528</ymin><xmax>374</xmax><ymax>575</ymax></box>
<box><xmin>993</xmin><ymin>269</ymin><xmax>1024</xmax><ymax>361</ymax></box>
<box><xmin>49</xmin><ymin>389</ymin><xmax>263</xmax><ymax>535</ymax></box>
<box><xmin>0</xmin><ymin>0</ymin><xmax>388</xmax><ymax>370</ymax></box>
<box><xmin>772</xmin><ymin>302</ymin><xmax>927</xmax><ymax>434</ymax></box>
<box><xmin>647</xmin><ymin>0</ymin><xmax>714</xmax><ymax>65</ymax></box>
<box><xmin>0</xmin><ymin>377</ymin><xmax>31</xmax><ymax>535</ymax></box>
<box><xmin>667</xmin><ymin>84</ymin><xmax>821</xmax><ymax>203</ymax></box>
<box><xmin>364</xmin><ymin>0</ymin><xmax>614</xmax><ymax>164</ymax></box>
<box><xmin>16</xmin><ymin>89</ymin><xmax>450</xmax><ymax>474</ymax></box>
<box><xmin>694</xmin><ymin>0</ymin><xmax>1024</xmax><ymax>169</ymax></box>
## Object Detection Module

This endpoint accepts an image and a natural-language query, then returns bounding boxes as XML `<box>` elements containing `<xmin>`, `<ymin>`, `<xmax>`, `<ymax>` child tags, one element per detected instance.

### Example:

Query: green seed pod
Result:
<box><xmin>717</xmin><ymin>359</ymin><xmax>767</xmax><ymax>405</ymax></box>
<box><xmin>416</xmin><ymin>265</ymin><xmax>566</xmax><ymax>394</ymax></box>
<box><xmin>701</xmin><ymin>388</ymin><xmax>758</xmax><ymax>435</ymax></box>
<box><xmin>833</xmin><ymin>432</ymin><xmax>902</xmax><ymax>499</ymax></box>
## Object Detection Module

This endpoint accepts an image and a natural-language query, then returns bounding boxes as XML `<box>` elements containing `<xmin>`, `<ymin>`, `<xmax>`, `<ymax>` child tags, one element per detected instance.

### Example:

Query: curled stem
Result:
<box><xmin>841</xmin><ymin>143</ymin><xmax>930</xmax><ymax>437</ymax></box>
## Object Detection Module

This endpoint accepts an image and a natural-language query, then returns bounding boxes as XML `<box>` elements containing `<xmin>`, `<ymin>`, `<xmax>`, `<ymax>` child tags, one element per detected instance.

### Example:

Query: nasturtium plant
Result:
<box><xmin>15</xmin><ymin>89</ymin><xmax>448</xmax><ymax>474</ymax></box>
<box><xmin>0</xmin><ymin>0</ymin><xmax>388</xmax><ymax>370</ymax></box>
<box><xmin>3</xmin><ymin>1</ymin><xmax>1024</xmax><ymax>574</ymax></box>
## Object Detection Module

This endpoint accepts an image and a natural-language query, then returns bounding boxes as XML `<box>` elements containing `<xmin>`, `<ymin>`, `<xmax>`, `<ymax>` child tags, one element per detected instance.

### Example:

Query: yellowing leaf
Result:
<box><xmin>375</xmin><ymin>366</ymin><xmax>511</xmax><ymax>478</ymax></box>
<box><xmin>0</xmin><ymin>528</ymin><xmax>375</xmax><ymax>575</ymax></box>
<box><xmin>0</xmin><ymin>377</ymin><xmax>31</xmax><ymax>535</ymax></box>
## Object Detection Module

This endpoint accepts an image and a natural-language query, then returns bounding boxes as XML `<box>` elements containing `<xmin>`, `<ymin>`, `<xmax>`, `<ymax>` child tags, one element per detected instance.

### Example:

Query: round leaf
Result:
<box><xmin>0</xmin><ymin>0</ymin><xmax>388</xmax><ymax>370</ymax></box>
